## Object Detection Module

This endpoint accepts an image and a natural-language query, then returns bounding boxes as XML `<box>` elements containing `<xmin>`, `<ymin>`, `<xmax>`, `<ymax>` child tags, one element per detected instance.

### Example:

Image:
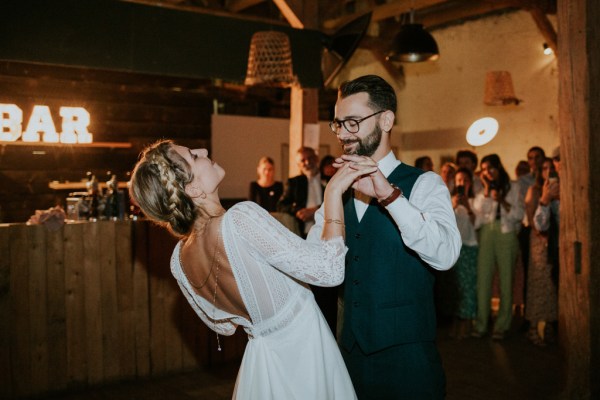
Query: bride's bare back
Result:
<box><xmin>178</xmin><ymin>216</ymin><xmax>250</xmax><ymax>321</ymax></box>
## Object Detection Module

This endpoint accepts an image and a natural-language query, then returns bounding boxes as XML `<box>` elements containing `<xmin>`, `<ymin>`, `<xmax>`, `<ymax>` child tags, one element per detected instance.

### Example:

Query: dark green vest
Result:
<box><xmin>341</xmin><ymin>163</ymin><xmax>437</xmax><ymax>354</ymax></box>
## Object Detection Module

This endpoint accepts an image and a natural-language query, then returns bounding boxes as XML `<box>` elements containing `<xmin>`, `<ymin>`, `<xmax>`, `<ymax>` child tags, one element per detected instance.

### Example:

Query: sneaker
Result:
<box><xmin>492</xmin><ymin>331</ymin><xmax>505</xmax><ymax>340</ymax></box>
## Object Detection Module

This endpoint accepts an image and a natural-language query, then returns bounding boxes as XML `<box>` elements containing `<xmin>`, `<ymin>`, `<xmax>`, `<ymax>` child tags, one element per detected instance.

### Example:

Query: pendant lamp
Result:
<box><xmin>245</xmin><ymin>31</ymin><xmax>296</xmax><ymax>87</ymax></box>
<box><xmin>386</xmin><ymin>10</ymin><xmax>439</xmax><ymax>63</ymax></box>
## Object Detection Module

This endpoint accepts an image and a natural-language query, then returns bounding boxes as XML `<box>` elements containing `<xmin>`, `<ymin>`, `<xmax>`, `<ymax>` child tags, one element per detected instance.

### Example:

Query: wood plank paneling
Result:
<box><xmin>132</xmin><ymin>221</ymin><xmax>151</xmax><ymax>376</ymax></box>
<box><xmin>0</xmin><ymin>226</ymin><xmax>12</xmax><ymax>397</ymax></box>
<box><xmin>46</xmin><ymin>226</ymin><xmax>67</xmax><ymax>392</ymax></box>
<box><xmin>82</xmin><ymin>222</ymin><xmax>104</xmax><ymax>383</ymax></box>
<box><xmin>115</xmin><ymin>221</ymin><xmax>136</xmax><ymax>379</ymax></box>
<box><xmin>64</xmin><ymin>223</ymin><xmax>87</xmax><ymax>386</ymax></box>
<box><xmin>99</xmin><ymin>222</ymin><xmax>120</xmax><ymax>381</ymax></box>
<box><xmin>28</xmin><ymin>225</ymin><xmax>49</xmax><ymax>392</ymax></box>
<box><xmin>10</xmin><ymin>225</ymin><xmax>31</xmax><ymax>396</ymax></box>
<box><xmin>1</xmin><ymin>221</ymin><xmax>246</xmax><ymax>397</ymax></box>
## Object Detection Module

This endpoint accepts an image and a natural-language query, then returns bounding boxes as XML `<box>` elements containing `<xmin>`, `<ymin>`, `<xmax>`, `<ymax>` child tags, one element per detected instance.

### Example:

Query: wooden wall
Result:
<box><xmin>0</xmin><ymin>220</ymin><xmax>247</xmax><ymax>398</ymax></box>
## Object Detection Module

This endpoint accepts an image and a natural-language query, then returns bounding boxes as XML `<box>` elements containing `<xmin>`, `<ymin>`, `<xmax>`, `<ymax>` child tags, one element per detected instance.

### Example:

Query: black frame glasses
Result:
<box><xmin>329</xmin><ymin>110</ymin><xmax>385</xmax><ymax>134</ymax></box>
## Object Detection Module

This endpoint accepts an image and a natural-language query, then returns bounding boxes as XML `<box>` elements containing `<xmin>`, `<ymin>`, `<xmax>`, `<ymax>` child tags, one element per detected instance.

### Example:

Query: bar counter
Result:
<box><xmin>0</xmin><ymin>220</ymin><xmax>247</xmax><ymax>398</ymax></box>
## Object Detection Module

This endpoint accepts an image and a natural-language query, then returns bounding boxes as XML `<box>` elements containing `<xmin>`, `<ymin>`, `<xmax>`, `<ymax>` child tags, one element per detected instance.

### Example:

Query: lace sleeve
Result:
<box><xmin>228</xmin><ymin>202</ymin><xmax>347</xmax><ymax>287</ymax></box>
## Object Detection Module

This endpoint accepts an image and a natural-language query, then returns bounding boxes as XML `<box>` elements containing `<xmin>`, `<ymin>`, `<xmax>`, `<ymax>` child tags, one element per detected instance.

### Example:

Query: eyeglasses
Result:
<box><xmin>328</xmin><ymin>110</ymin><xmax>384</xmax><ymax>134</ymax></box>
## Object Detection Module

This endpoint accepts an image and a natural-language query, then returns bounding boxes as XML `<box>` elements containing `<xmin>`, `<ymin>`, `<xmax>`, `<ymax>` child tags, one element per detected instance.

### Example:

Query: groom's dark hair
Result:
<box><xmin>338</xmin><ymin>75</ymin><xmax>397</xmax><ymax>114</ymax></box>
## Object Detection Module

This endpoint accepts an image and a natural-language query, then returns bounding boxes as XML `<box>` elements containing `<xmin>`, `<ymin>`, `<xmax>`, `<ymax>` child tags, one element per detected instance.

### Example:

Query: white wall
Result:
<box><xmin>331</xmin><ymin>10</ymin><xmax>559</xmax><ymax>178</ymax></box>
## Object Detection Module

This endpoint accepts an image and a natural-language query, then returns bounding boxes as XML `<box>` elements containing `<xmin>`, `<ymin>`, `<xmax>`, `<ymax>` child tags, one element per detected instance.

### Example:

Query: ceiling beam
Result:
<box><xmin>529</xmin><ymin>6</ymin><xmax>558</xmax><ymax>55</ymax></box>
<box><xmin>227</xmin><ymin>0</ymin><xmax>266</xmax><ymax>13</ymax></box>
<box><xmin>323</xmin><ymin>0</ymin><xmax>448</xmax><ymax>31</ymax></box>
<box><xmin>273</xmin><ymin>0</ymin><xmax>305</xmax><ymax>28</ymax></box>
<box><xmin>418</xmin><ymin>1</ymin><xmax>517</xmax><ymax>29</ymax></box>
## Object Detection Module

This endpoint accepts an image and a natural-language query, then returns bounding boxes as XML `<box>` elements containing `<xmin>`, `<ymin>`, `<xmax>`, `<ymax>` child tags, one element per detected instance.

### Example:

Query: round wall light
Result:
<box><xmin>466</xmin><ymin>117</ymin><xmax>499</xmax><ymax>146</ymax></box>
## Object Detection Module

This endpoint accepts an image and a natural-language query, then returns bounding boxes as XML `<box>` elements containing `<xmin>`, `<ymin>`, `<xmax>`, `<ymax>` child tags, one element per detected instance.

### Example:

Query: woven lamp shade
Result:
<box><xmin>484</xmin><ymin>71</ymin><xmax>521</xmax><ymax>105</ymax></box>
<box><xmin>245</xmin><ymin>31</ymin><xmax>295</xmax><ymax>87</ymax></box>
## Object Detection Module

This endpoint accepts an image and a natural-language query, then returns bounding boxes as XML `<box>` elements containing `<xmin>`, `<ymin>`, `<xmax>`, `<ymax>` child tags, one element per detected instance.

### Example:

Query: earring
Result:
<box><xmin>200</xmin><ymin>192</ymin><xmax>207</xmax><ymax>199</ymax></box>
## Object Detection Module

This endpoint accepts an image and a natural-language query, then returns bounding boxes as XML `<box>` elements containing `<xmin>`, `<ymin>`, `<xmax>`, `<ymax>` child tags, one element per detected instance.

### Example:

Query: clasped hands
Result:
<box><xmin>329</xmin><ymin>154</ymin><xmax>394</xmax><ymax>201</ymax></box>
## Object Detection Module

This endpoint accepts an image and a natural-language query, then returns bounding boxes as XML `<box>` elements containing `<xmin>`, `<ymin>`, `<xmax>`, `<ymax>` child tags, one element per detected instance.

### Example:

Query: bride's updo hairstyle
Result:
<box><xmin>130</xmin><ymin>140</ymin><xmax>198</xmax><ymax>237</ymax></box>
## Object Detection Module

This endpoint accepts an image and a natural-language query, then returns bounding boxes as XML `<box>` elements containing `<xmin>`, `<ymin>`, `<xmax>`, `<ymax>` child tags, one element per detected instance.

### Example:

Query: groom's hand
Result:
<box><xmin>337</xmin><ymin>155</ymin><xmax>395</xmax><ymax>200</ymax></box>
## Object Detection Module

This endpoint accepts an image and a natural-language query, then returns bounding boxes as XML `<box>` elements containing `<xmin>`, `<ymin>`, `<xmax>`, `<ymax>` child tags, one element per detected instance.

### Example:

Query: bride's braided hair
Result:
<box><xmin>129</xmin><ymin>140</ymin><xmax>198</xmax><ymax>236</ymax></box>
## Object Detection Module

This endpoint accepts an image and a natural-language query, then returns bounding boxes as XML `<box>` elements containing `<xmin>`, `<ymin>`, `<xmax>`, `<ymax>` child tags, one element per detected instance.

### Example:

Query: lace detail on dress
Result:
<box><xmin>171</xmin><ymin>201</ymin><xmax>347</xmax><ymax>339</ymax></box>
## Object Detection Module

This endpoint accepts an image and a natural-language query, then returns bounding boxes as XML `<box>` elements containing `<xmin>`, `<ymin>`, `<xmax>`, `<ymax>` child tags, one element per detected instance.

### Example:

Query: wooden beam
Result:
<box><xmin>419</xmin><ymin>2</ymin><xmax>517</xmax><ymax>29</ymax></box>
<box><xmin>529</xmin><ymin>7</ymin><xmax>558</xmax><ymax>55</ymax></box>
<box><xmin>226</xmin><ymin>0</ymin><xmax>265</xmax><ymax>13</ymax></box>
<box><xmin>557</xmin><ymin>0</ymin><xmax>599</xmax><ymax>397</ymax></box>
<box><xmin>273</xmin><ymin>0</ymin><xmax>305</xmax><ymax>28</ymax></box>
<box><xmin>323</xmin><ymin>0</ymin><xmax>447</xmax><ymax>31</ymax></box>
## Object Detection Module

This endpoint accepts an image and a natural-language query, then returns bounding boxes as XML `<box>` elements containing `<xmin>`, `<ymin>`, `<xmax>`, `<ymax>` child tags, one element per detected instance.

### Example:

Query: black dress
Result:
<box><xmin>248</xmin><ymin>181</ymin><xmax>284</xmax><ymax>212</ymax></box>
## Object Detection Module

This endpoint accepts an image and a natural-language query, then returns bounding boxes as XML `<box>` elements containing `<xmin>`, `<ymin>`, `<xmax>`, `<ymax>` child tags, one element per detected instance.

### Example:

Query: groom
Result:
<box><xmin>313</xmin><ymin>75</ymin><xmax>461</xmax><ymax>399</ymax></box>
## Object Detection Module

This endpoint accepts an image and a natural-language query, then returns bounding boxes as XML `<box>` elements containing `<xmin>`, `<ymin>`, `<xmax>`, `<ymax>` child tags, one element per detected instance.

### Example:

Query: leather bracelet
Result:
<box><xmin>378</xmin><ymin>184</ymin><xmax>402</xmax><ymax>207</ymax></box>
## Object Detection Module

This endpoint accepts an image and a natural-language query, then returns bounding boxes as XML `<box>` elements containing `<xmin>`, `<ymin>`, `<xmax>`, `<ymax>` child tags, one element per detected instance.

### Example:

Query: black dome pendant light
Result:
<box><xmin>386</xmin><ymin>9</ymin><xmax>439</xmax><ymax>63</ymax></box>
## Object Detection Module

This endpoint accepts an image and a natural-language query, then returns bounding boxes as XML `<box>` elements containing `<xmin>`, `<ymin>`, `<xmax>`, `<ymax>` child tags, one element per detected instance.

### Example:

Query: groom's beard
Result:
<box><xmin>340</xmin><ymin>124</ymin><xmax>382</xmax><ymax>156</ymax></box>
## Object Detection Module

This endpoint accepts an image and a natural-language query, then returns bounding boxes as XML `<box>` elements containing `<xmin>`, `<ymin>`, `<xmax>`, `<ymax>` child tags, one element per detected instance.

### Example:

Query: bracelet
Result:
<box><xmin>378</xmin><ymin>184</ymin><xmax>403</xmax><ymax>207</ymax></box>
<box><xmin>325</xmin><ymin>218</ymin><xmax>345</xmax><ymax>226</ymax></box>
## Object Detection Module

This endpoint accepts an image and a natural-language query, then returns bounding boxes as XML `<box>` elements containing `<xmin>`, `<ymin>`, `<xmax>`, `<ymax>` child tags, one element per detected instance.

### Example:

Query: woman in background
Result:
<box><xmin>524</xmin><ymin>157</ymin><xmax>558</xmax><ymax>346</ymax></box>
<box><xmin>450</xmin><ymin>167</ymin><xmax>478</xmax><ymax>338</ymax></box>
<box><xmin>129</xmin><ymin>140</ymin><xmax>370</xmax><ymax>399</ymax></box>
<box><xmin>248</xmin><ymin>156</ymin><xmax>283</xmax><ymax>212</ymax></box>
<box><xmin>471</xmin><ymin>154</ymin><xmax>524</xmax><ymax>340</ymax></box>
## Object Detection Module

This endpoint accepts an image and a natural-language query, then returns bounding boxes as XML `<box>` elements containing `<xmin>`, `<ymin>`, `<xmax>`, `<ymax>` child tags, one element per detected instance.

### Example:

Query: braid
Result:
<box><xmin>130</xmin><ymin>140</ymin><xmax>198</xmax><ymax>237</ymax></box>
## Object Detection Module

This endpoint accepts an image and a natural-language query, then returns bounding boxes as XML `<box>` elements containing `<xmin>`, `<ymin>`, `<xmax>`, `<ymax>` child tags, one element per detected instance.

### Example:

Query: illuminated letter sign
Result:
<box><xmin>0</xmin><ymin>103</ymin><xmax>93</xmax><ymax>143</ymax></box>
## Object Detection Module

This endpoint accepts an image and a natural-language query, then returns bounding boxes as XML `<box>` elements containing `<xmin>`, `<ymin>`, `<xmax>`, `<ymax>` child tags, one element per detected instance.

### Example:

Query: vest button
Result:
<box><xmin>353</xmin><ymin>255</ymin><xmax>359</xmax><ymax>261</ymax></box>
<box><xmin>353</xmin><ymin>301</ymin><xmax>359</xmax><ymax>307</ymax></box>
<box><xmin>353</xmin><ymin>279</ymin><xmax>359</xmax><ymax>285</ymax></box>
<box><xmin>355</xmin><ymin>233</ymin><xmax>361</xmax><ymax>239</ymax></box>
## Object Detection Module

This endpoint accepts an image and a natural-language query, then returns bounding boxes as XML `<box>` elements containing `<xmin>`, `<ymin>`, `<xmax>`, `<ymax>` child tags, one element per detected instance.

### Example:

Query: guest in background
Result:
<box><xmin>455</xmin><ymin>149</ymin><xmax>483</xmax><ymax>194</ymax></box>
<box><xmin>450</xmin><ymin>167</ymin><xmax>478</xmax><ymax>339</ymax></box>
<box><xmin>440</xmin><ymin>161</ymin><xmax>457</xmax><ymax>192</ymax></box>
<box><xmin>517</xmin><ymin>147</ymin><xmax>546</xmax><ymax>314</ymax></box>
<box><xmin>534</xmin><ymin>146</ymin><xmax>560</xmax><ymax>291</ymax></box>
<box><xmin>277</xmin><ymin>147</ymin><xmax>323</xmax><ymax>237</ymax></box>
<box><xmin>515</xmin><ymin>160</ymin><xmax>530</xmax><ymax>178</ymax></box>
<box><xmin>415</xmin><ymin>155</ymin><xmax>434</xmax><ymax>172</ymax></box>
<box><xmin>524</xmin><ymin>157</ymin><xmax>558</xmax><ymax>346</ymax></box>
<box><xmin>248</xmin><ymin>156</ymin><xmax>283</xmax><ymax>212</ymax></box>
<box><xmin>471</xmin><ymin>154</ymin><xmax>524</xmax><ymax>340</ymax></box>
<box><xmin>320</xmin><ymin>154</ymin><xmax>338</xmax><ymax>185</ymax></box>
<box><xmin>277</xmin><ymin>147</ymin><xmax>338</xmax><ymax>335</ymax></box>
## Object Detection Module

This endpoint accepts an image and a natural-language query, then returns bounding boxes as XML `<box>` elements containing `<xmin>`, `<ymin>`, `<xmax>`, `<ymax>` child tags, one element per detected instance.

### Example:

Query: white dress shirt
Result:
<box><xmin>533</xmin><ymin>199</ymin><xmax>559</xmax><ymax>232</ymax></box>
<box><xmin>472</xmin><ymin>180</ymin><xmax>525</xmax><ymax>233</ymax></box>
<box><xmin>310</xmin><ymin>151</ymin><xmax>461</xmax><ymax>271</ymax></box>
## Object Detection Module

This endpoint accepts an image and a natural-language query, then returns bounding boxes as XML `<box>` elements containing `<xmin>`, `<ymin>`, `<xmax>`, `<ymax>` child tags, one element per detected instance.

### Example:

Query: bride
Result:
<box><xmin>129</xmin><ymin>140</ymin><xmax>372</xmax><ymax>399</ymax></box>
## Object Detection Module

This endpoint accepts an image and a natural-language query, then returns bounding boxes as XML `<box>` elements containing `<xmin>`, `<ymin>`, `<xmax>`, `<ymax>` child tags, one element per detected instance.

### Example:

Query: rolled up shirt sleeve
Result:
<box><xmin>386</xmin><ymin>172</ymin><xmax>461</xmax><ymax>270</ymax></box>
<box><xmin>533</xmin><ymin>203</ymin><xmax>551</xmax><ymax>232</ymax></box>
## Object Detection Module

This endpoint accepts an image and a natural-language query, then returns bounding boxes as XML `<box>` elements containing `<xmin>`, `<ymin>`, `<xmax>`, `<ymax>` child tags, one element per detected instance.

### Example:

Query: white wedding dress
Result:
<box><xmin>171</xmin><ymin>201</ymin><xmax>357</xmax><ymax>400</ymax></box>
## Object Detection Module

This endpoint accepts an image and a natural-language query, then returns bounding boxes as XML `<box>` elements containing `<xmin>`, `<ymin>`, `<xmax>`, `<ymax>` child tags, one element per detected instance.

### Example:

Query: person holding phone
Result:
<box><xmin>471</xmin><ymin>154</ymin><xmax>525</xmax><ymax>340</ymax></box>
<box><xmin>534</xmin><ymin>146</ymin><xmax>561</xmax><ymax>288</ymax></box>
<box><xmin>450</xmin><ymin>168</ymin><xmax>478</xmax><ymax>338</ymax></box>
<box><xmin>524</xmin><ymin>157</ymin><xmax>558</xmax><ymax>346</ymax></box>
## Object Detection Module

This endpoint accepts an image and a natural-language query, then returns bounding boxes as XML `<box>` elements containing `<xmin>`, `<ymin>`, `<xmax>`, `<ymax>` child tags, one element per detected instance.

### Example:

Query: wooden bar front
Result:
<box><xmin>0</xmin><ymin>220</ymin><xmax>247</xmax><ymax>398</ymax></box>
